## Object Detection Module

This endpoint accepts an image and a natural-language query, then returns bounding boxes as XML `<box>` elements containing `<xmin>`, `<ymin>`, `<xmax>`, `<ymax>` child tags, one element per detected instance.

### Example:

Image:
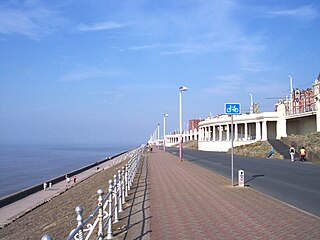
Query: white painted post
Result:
<box><xmin>75</xmin><ymin>206</ymin><xmax>84</xmax><ymax>240</ymax></box>
<box><xmin>97</xmin><ymin>189</ymin><xmax>104</xmax><ymax>240</ymax></box>
<box><xmin>113</xmin><ymin>175</ymin><xmax>119</xmax><ymax>223</ymax></box>
<box><xmin>238</xmin><ymin>170</ymin><xmax>245</xmax><ymax>187</ymax></box>
<box><xmin>125</xmin><ymin>164</ymin><xmax>129</xmax><ymax>196</ymax></box>
<box><xmin>122</xmin><ymin>167</ymin><xmax>126</xmax><ymax>204</ymax></box>
<box><xmin>106</xmin><ymin>180</ymin><xmax>114</xmax><ymax>240</ymax></box>
<box><xmin>118</xmin><ymin>170</ymin><xmax>123</xmax><ymax>212</ymax></box>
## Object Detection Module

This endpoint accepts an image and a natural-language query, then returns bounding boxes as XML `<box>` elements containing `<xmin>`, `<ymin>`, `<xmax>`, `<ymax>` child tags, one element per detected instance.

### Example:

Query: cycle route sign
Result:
<box><xmin>224</xmin><ymin>102</ymin><xmax>241</xmax><ymax>187</ymax></box>
<box><xmin>224</xmin><ymin>103</ymin><xmax>241</xmax><ymax>115</ymax></box>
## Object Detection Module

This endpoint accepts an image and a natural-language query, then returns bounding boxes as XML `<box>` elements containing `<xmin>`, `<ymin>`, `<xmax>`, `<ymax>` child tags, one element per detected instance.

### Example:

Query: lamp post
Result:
<box><xmin>157</xmin><ymin>123</ymin><xmax>160</xmax><ymax>149</ymax></box>
<box><xmin>250</xmin><ymin>93</ymin><xmax>253</xmax><ymax>114</ymax></box>
<box><xmin>163</xmin><ymin>113</ymin><xmax>168</xmax><ymax>152</ymax></box>
<box><xmin>289</xmin><ymin>75</ymin><xmax>293</xmax><ymax>114</ymax></box>
<box><xmin>179</xmin><ymin>86</ymin><xmax>188</xmax><ymax>162</ymax></box>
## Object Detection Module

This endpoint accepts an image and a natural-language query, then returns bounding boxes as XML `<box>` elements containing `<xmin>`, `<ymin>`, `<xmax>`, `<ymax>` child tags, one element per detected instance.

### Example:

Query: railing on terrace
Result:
<box><xmin>41</xmin><ymin>146</ymin><xmax>144</xmax><ymax>240</ymax></box>
<box><xmin>285</xmin><ymin>94</ymin><xmax>316</xmax><ymax>116</ymax></box>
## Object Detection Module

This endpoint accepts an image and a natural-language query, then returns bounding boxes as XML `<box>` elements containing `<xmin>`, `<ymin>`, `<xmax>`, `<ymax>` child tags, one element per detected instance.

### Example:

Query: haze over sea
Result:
<box><xmin>0</xmin><ymin>144</ymin><xmax>134</xmax><ymax>198</ymax></box>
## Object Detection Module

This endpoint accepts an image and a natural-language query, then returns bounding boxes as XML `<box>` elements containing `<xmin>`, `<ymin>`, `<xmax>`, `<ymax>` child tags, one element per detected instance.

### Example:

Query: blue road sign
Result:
<box><xmin>224</xmin><ymin>103</ymin><xmax>241</xmax><ymax>115</ymax></box>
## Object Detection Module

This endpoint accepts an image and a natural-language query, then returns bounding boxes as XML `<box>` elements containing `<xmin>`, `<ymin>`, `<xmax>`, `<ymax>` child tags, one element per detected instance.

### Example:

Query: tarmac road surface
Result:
<box><xmin>167</xmin><ymin>147</ymin><xmax>320</xmax><ymax>217</ymax></box>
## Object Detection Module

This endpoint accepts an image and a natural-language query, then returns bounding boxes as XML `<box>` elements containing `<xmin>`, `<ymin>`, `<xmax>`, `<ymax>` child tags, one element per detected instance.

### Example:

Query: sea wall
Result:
<box><xmin>0</xmin><ymin>151</ymin><xmax>128</xmax><ymax>208</ymax></box>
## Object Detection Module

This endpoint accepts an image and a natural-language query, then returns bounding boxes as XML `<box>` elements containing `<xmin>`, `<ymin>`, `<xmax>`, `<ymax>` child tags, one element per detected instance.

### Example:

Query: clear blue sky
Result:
<box><xmin>0</xmin><ymin>0</ymin><xmax>319</xmax><ymax>145</ymax></box>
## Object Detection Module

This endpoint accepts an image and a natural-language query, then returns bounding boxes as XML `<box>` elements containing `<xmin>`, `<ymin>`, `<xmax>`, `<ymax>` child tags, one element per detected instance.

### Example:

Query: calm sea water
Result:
<box><xmin>0</xmin><ymin>144</ymin><xmax>134</xmax><ymax>198</ymax></box>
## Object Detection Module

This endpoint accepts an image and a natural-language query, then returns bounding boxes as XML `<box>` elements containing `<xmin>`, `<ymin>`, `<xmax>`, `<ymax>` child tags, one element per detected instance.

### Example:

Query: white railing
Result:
<box><xmin>41</xmin><ymin>146</ymin><xmax>144</xmax><ymax>240</ymax></box>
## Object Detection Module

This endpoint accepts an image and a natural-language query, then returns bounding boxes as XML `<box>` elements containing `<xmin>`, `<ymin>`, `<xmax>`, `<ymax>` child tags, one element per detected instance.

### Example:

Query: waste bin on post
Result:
<box><xmin>238</xmin><ymin>170</ymin><xmax>245</xmax><ymax>187</ymax></box>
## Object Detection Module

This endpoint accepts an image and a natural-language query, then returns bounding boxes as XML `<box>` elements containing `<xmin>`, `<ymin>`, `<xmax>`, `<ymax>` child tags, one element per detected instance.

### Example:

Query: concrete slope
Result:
<box><xmin>268</xmin><ymin>139</ymin><xmax>299</xmax><ymax>159</ymax></box>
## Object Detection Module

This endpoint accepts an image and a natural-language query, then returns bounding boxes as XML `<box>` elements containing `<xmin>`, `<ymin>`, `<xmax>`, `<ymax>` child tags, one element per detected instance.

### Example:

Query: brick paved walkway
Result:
<box><xmin>148</xmin><ymin>149</ymin><xmax>320</xmax><ymax>240</ymax></box>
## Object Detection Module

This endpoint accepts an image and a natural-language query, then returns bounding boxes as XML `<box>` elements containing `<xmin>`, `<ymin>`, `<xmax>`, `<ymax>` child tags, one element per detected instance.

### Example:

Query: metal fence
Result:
<box><xmin>42</xmin><ymin>146</ymin><xmax>144</xmax><ymax>240</ymax></box>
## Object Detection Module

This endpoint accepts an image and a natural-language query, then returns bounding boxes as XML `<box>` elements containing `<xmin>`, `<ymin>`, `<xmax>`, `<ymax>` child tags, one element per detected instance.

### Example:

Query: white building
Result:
<box><xmin>164</xmin><ymin>77</ymin><xmax>320</xmax><ymax>152</ymax></box>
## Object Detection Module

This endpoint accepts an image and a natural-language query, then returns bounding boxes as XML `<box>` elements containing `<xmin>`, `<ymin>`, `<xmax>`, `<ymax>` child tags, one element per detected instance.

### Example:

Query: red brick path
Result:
<box><xmin>148</xmin><ymin>149</ymin><xmax>320</xmax><ymax>239</ymax></box>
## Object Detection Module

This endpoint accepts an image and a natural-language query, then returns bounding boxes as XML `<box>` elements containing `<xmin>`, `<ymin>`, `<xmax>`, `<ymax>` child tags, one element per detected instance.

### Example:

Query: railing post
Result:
<box><xmin>106</xmin><ymin>180</ymin><xmax>114</xmax><ymax>240</ymax></box>
<box><xmin>118</xmin><ymin>170</ymin><xmax>123</xmax><ymax>212</ymax></box>
<box><xmin>75</xmin><ymin>206</ymin><xmax>84</xmax><ymax>240</ymax></box>
<box><xmin>126</xmin><ymin>164</ymin><xmax>130</xmax><ymax>195</ymax></box>
<box><xmin>41</xmin><ymin>235</ymin><xmax>53</xmax><ymax>240</ymax></box>
<box><xmin>127</xmin><ymin>162</ymin><xmax>132</xmax><ymax>191</ymax></box>
<box><xmin>113</xmin><ymin>175</ymin><xmax>119</xmax><ymax>223</ymax></box>
<box><xmin>97</xmin><ymin>189</ymin><xmax>104</xmax><ymax>240</ymax></box>
<box><xmin>122</xmin><ymin>167</ymin><xmax>126</xmax><ymax>202</ymax></box>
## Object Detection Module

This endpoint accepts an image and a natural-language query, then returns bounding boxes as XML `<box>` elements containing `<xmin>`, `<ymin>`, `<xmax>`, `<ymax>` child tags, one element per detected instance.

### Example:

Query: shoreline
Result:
<box><xmin>0</xmin><ymin>150</ymin><xmax>129</xmax><ymax>208</ymax></box>
<box><xmin>0</xmin><ymin>148</ymin><xmax>137</xmax><ymax>229</ymax></box>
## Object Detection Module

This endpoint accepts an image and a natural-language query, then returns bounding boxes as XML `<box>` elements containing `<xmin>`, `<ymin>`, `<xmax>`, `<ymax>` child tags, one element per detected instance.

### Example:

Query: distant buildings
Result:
<box><xmin>189</xmin><ymin>119</ymin><xmax>203</xmax><ymax>131</ymax></box>
<box><xmin>164</xmin><ymin>73</ymin><xmax>320</xmax><ymax>152</ymax></box>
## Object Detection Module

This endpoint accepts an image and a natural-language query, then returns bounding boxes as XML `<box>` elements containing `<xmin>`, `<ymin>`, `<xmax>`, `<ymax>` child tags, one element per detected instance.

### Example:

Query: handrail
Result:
<box><xmin>41</xmin><ymin>146</ymin><xmax>144</xmax><ymax>240</ymax></box>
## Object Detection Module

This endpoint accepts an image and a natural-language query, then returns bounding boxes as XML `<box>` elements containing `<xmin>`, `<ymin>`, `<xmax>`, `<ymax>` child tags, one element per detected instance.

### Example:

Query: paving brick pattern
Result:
<box><xmin>148</xmin><ymin>149</ymin><xmax>320</xmax><ymax>240</ymax></box>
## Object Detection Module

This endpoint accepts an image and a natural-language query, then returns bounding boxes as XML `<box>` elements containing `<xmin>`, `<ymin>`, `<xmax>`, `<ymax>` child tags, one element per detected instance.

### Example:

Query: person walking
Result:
<box><xmin>300</xmin><ymin>147</ymin><xmax>306</xmax><ymax>162</ymax></box>
<box><xmin>267</xmin><ymin>147</ymin><xmax>275</xmax><ymax>158</ymax></box>
<box><xmin>73</xmin><ymin>175</ymin><xmax>77</xmax><ymax>184</ymax></box>
<box><xmin>65</xmin><ymin>175</ymin><xmax>71</xmax><ymax>187</ymax></box>
<box><xmin>289</xmin><ymin>145</ymin><xmax>295</xmax><ymax>162</ymax></box>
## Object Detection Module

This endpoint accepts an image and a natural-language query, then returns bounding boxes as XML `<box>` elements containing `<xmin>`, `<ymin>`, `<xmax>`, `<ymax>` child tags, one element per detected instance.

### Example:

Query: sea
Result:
<box><xmin>0</xmin><ymin>144</ymin><xmax>135</xmax><ymax>198</ymax></box>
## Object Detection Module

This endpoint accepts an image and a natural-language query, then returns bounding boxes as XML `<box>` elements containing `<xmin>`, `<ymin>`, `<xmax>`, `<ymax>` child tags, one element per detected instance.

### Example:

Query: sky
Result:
<box><xmin>0</xmin><ymin>0</ymin><xmax>319</xmax><ymax>146</ymax></box>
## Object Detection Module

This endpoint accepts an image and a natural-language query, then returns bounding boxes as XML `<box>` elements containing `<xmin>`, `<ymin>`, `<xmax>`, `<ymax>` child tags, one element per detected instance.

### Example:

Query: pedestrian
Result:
<box><xmin>300</xmin><ymin>146</ymin><xmax>306</xmax><ymax>162</ymax></box>
<box><xmin>49</xmin><ymin>182</ymin><xmax>52</xmax><ymax>189</ymax></box>
<box><xmin>43</xmin><ymin>182</ymin><xmax>47</xmax><ymax>191</ymax></box>
<box><xmin>267</xmin><ymin>147</ymin><xmax>275</xmax><ymax>158</ymax></box>
<box><xmin>73</xmin><ymin>175</ymin><xmax>77</xmax><ymax>184</ymax></box>
<box><xmin>65</xmin><ymin>175</ymin><xmax>71</xmax><ymax>187</ymax></box>
<box><xmin>289</xmin><ymin>145</ymin><xmax>295</xmax><ymax>162</ymax></box>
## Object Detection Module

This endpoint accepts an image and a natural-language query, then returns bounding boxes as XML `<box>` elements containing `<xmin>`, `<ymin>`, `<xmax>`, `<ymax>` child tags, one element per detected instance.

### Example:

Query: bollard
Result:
<box><xmin>238</xmin><ymin>170</ymin><xmax>245</xmax><ymax>187</ymax></box>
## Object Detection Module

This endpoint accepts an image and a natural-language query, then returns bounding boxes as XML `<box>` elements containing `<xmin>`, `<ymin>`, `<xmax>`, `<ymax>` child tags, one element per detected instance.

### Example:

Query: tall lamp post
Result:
<box><xmin>163</xmin><ymin>113</ymin><xmax>168</xmax><ymax>152</ymax></box>
<box><xmin>250</xmin><ymin>93</ymin><xmax>253</xmax><ymax>114</ymax></box>
<box><xmin>157</xmin><ymin>123</ymin><xmax>160</xmax><ymax>149</ymax></box>
<box><xmin>179</xmin><ymin>86</ymin><xmax>188</xmax><ymax>162</ymax></box>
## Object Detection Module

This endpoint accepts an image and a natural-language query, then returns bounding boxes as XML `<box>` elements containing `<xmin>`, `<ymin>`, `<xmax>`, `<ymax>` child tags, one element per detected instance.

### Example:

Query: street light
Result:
<box><xmin>157</xmin><ymin>123</ymin><xmax>160</xmax><ymax>149</ymax></box>
<box><xmin>179</xmin><ymin>86</ymin><xmax>188</xmax><ymax>162</ymax></box>
<box><xmin>250</xmin><ymin>93</ymin><xmax>253</xmax><ymax>114</ymax></box>
<box><xmin>163</xmin><ymin>113</ymin><xmax>168</xmax><ymax>152</ymax></box>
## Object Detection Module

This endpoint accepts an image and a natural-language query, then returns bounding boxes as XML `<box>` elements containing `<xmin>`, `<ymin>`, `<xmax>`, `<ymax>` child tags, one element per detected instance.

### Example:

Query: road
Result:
<box><xmin>166</xmin><ymin>147</ymin><xmax>320</xmax><ymax>217</ymax></box>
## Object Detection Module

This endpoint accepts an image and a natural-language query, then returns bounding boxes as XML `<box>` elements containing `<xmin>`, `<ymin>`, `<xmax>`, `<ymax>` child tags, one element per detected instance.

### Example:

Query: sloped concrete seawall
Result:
<box><xmin>0</xmin><ymin>147</ymin><xmax>144</xmax><ymax>238</ymax></box>
<box><xmin>0</xmin><ymin>151</ymin><xmax>128</xmax><ymax>208</ymax></box>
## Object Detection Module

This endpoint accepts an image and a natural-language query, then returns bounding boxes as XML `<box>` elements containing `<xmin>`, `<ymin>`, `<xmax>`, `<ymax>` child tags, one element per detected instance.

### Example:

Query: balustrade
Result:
<box><xmin>41</xmin><ymin>147</ymin><xmax>144</xmax><ymax>240</ymax></box>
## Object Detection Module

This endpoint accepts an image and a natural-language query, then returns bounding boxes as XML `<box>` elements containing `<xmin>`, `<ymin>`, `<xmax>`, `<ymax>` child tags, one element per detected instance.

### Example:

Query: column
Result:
<box><xmin>262</xmin><ymin>121</ymin><xmax>268</xmax><ymax>141</ymax></box>
<box><xmin>235</xmin><ymin>123</ymin><xmax>238</xmax><ymax>141</ymax></box>
<box><xmin>205</xmin><ymin>127</ymin><xmax>208</xmax><ymax>141</ymax></box>
<box><xmin>202</xmin><ymin>127</ymin><xmax>205</xmax><ymax>141</ymax></box>
<box><xmin>245</xmin><ymin>123</ymin><xmax>248</xmax><ymax>140</ymax></box>
<box><xmin>256</xmin><ymin>121</ymin><xmax>261</xmax><ymax>140</ymax></box>
<box><xmin>212</xmin><ymin>125</ymin><xmax>216</xmax><ymax>141</ymax></box>
<box><xmin>316</xmin><ymin>97</ymin><xmax>320</xmax><ymax>131</ymax></box>
<box><xmin>219</xmin><ymin>125</ymin><xmax>222</xmax><ymax>141</ymax></box>
<box><xmin>226</xmin><ymin>124</ymin><xmax>230</xmax><ymax>141</ymax></box>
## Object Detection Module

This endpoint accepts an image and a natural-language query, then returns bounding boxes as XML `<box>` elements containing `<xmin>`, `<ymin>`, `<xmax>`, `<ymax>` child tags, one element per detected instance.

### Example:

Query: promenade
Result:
<box><xmin>1</xmin><ymin>148</ymin><xmax>320</xmax><ymax>239</ymax></box>
<box><xmin>144</xmin><ymin>148</ymin><xmax>320</xmax><ymax>239</ymax></box>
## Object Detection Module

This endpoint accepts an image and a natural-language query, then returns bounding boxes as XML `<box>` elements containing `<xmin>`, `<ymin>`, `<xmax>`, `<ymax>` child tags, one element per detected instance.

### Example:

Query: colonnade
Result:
<box><xmin>198</xmin><ymin>120</ymin><xmax>268</xmax><ymax>142</ymax></box>
<box><xmin>165</xmin><ymin>129</ymin><xmax>198</xmax><ymax>146</ymax></box>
